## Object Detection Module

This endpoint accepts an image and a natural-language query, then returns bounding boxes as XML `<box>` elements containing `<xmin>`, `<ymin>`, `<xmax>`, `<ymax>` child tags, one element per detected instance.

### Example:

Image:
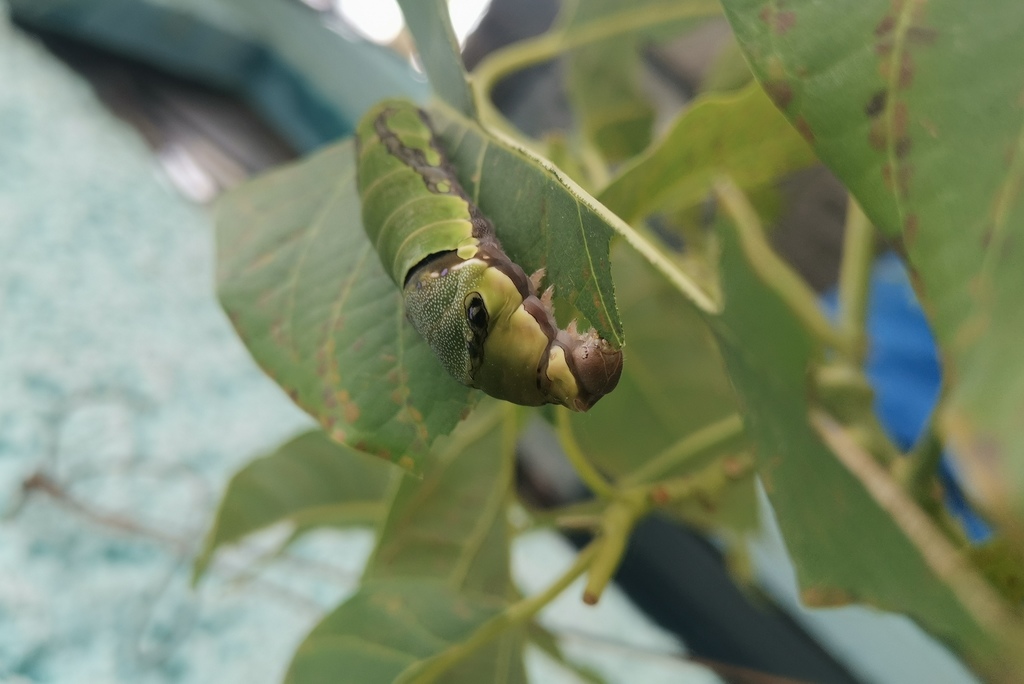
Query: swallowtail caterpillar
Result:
<box><xmin>355</xmin><ymin>100</ymin><xmax>622</xmax><ymax>411</ymax></box>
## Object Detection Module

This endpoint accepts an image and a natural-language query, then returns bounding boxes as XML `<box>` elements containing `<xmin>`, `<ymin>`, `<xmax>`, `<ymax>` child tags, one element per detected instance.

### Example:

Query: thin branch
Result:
<box><xmin>555</xmin><ymin>410</ymin><xmax>617</xmax><ymax>500</ymax></box>
<box><xmin>621</xmin><ymin>414</ymin><xmax>746</xmax><ymax>487</ymax></box>
<box><xmin>810</xmin><ymin>409</ymin><xmax>1024</xmax><ymax>669</ymax></box>
<box><xmin>400</xmin><ymin>542</ymin><xmax>601</xmax><ymax>684</ymax></box>
<box><xmin>582</xmin><ymin>493</ymin><xmax>645</xmax><ymax>605</ymax></box>
<box><xmin>20</xmin><ymin>472</ymin><xmax>329</xmax><ymax>612</ymax></box>
<box><xmin>22</xmin><ymin>472</ymin><xmax>188</xmax><ymax>549</ymax></box>
<box><xmin>646</xmin><ymin>454</ymin><xmax>755</xmax><ymax>507</ymax></box>
<box><xmin>837</xmin><ymin>197</ymin><xmax>874</xmax><ymax>362</ymax></box>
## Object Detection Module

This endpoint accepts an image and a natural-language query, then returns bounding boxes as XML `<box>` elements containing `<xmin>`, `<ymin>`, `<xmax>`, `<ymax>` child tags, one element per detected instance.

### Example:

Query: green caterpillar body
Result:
<box><xmin>356</xmin><ymin>100</ymin><xmax>622</xmax><ymax>411</ymax></box>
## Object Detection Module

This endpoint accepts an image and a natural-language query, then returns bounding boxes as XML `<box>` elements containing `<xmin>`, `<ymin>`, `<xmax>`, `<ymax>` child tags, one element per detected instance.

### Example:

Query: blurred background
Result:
<box><xmin>0</xmin><ymin>1</ymin><xmax>982</xmax><ymax>682</ymax></box>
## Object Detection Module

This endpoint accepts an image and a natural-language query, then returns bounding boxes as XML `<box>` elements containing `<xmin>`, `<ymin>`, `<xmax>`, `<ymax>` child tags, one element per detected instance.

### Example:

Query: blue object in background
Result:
<box><xmin>821</xmin><ymin>252</ymin><xmax>991</xmax><ymax>542</ymax></box>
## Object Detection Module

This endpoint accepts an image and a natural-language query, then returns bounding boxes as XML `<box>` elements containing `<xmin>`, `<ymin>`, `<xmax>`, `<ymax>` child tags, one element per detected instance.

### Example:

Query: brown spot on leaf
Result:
<box><xmin>722</xmin><ymin>457</ymin><xmax>749</xmax><ymax>479</ymax></box>
<box><xmin>895</xmin><ymin>136</ymin><xmax>912</xmax><ymax>159</ymax></box>
<box><xmin>893</xmin><ymin>101</ymin><xmax>908</xmax><ymax>138</ymax></box>
<box><xmin>865</xmin><ymin>90</ymin><xmax>887</xmax><ymax>117</ymax></box>
<box><xmin>882</xmin><ymin>162</ymin><xmax>913</xmax><ymax>198</ymax></box>
<box><xmin>763</xmin><ymin>80</ymin><xmax>794</xmax><ymax>110</ymax></box>
<box><xmin>329</xmin><ymin>426</ymin><xmax>347</xmax><ymax>444</ymax></box>
<box><xmin>898</xmin><ymin>52</ymin><xmax>915</xmax><ymax>89</ymax></box>
<box><xmin>773</xmin><ymin>10</ymin><xmax>797</xmax><ymax>34</ymax></box>
<box><xmin>904</xmin><ymin>214</ymin><xmax>919</xmax><ymax>245</ymax></box>
<box><xmin>794</xmin><ymin>116</ymin><xmax>815</xmax><ymax>144</ymax></box>
<box><xmin>398</xmin><ymin>455</ymin><xmax>415</xmax><ymax>470</ymax></box>
<box><xmin>287</xmin><ymin>388</ymin><xmax>299</xmax><ymax>403</ymax></box>
<box><xmin>980</xmin><ymin>226</ymin><xmax>994</xmax><ymax>249</ymax></box>
<box><xmin>869</xmin><ymin>119</ymin><xmax>888</xmax><ymax>151</ymax></box>
<box><xmin>875</xmin><ymin>14</ymin><xmax>896</xmax><ymax>38</ymax></box>
<box><xmin>757</xmin><ymin>5</ymin><xmax>794</xmax><ymax>34</ymax></box>
<box><xmin>650</xmin><ymin>486</ymin><xmax>671</xmax><ymax>505</ymax></box>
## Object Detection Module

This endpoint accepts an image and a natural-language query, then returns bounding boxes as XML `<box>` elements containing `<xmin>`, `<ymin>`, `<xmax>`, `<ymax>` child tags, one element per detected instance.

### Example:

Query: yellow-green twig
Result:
<box><xmin>837</xmin><ymin>197</ymin><xmax>874</xmax><ymax>362</ymax></box>
<box><xmin>646</xmin><ymin>454</ymin><xmax>754</xmax><ymax>506</ymax></box>
<box><xmin>582</xmin><ymin>493</ymin><xmax>645</xmax><ymax>604</ymax></box>
<box><xmin>622</xmin><ymin>414</ymin><xmax>746</xmax><ymax>487</ymax></box>
<box><xmin>810</xmin><ymin>409</ymin><xmax>1024</xmax><ymax>674</ymax></box>
<box><xmin>401</xmin><ymin>542</ymin><xmax>601</xmax><ymax>683</ymax></box>
<box><xmin>555</xmin><ymin>409</ymin><xmax>617</xmax><ymax>499</ymax></box>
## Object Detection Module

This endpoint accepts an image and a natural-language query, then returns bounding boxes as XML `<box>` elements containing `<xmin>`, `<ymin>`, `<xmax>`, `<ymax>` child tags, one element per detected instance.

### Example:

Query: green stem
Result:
<box><xmin>583</xmin><ymin>453</ymin><xmax>756</xmax><ymax>604</ymax></box>
<box><xmin>556</xmin><ymin>409</ymin><xmax>617</xmax><ymax>499</ymax></box>
<box><xmin>470</xmin><ymin>2</ymin><xmax>721</xmax><ymax>132</ymax></box>
<box><xmin>714</xmin><ymin>177</ymin><xmax>851</xmax><ymax>354</ymax></box>
<box><xmin>646</xmin><ymin>453</ymin><xmax>755</xmax><ymax>506</ymax></box>
<box><xmin>837</xmin><ymin>197</ymin><xmax>874</xmax><ymax>363</ymax></box>
<box><xmin>582</xmin><ymin>493</ymin><xmax>645</xmax><ymax>604</ymax></box>
<box><xmin>621</xmin><ymin>414</ymin><xmax>746</xmax><ymax>487</ymax></box>
<box><xmin>810</xmin><ymin>409</ymin><xmax>1024</xmax><ymax>671</ymax></box>
<box><xmin>402</xmin><ymin>542</ymin><xmax>601</xmax><ymax>684</ymax></box>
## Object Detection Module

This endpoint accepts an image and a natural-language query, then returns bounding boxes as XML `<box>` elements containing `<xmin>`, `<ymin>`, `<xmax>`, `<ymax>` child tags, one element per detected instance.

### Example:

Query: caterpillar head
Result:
<box><xmin>404</xmin><ymin>249</ymin><xmax>622</xmax><ymax>411</ymax></box>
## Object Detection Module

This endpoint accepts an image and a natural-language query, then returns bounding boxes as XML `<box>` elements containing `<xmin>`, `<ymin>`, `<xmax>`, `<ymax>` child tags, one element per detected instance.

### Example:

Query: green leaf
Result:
<box><xmin>365</xmin><ymin>403</ymin><xmax>514</xmax><ymax>593</ymax></box>
<box><xmin>598</xmin><ymin>82</ymin><xmax>817</xmax><ymax>224</ymax></box>
<box><xmin>287</xmin><ymin>579</ymin><xmax>523</xmax><ymax>684</ymax></box>
<box><xmin>428</xmin><ymin>102</ymin><xmax>624</xmax><ymax>346</ymax></box>
<box><xmin>397</xmin><ymin>0</ymin><xmax>476</xmax><ymax>118</ymax></box>
<box><xmin>193</xmin><ymin>430</ymin><xmax>394</xmax><ymax>581</ymax></box>
<box><xmin>559</xmin><ymin>0</ymin><xmax>715</xmax><ymax>163</ymax></box>
<box><xmin>571</xmin><ymin>246</ymin><xmax>755</xmax><ymax>530</ymax></box>
<box><xmin>719</xmin><ymin>0</ymin><xmax>1024</xmax><ymax>530</ymax></box>
<box><xmin>710</xmin><ymin>214</ymin><xmax>996</xmax><ymax>664</ymax></box>
<box><xmin>287</xmin><ymin>402</ymin><xmax>527</xmax><ymax>684</ymax></box>
<box><xmin>566</xmin><ymin>40</ymin><xmax>655</xmax><ymax>164</ymax></box>
<box><xmin>216</xmin><ymin>139</ymin><xmax>479</xmax><ymax>470</ymax></box>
